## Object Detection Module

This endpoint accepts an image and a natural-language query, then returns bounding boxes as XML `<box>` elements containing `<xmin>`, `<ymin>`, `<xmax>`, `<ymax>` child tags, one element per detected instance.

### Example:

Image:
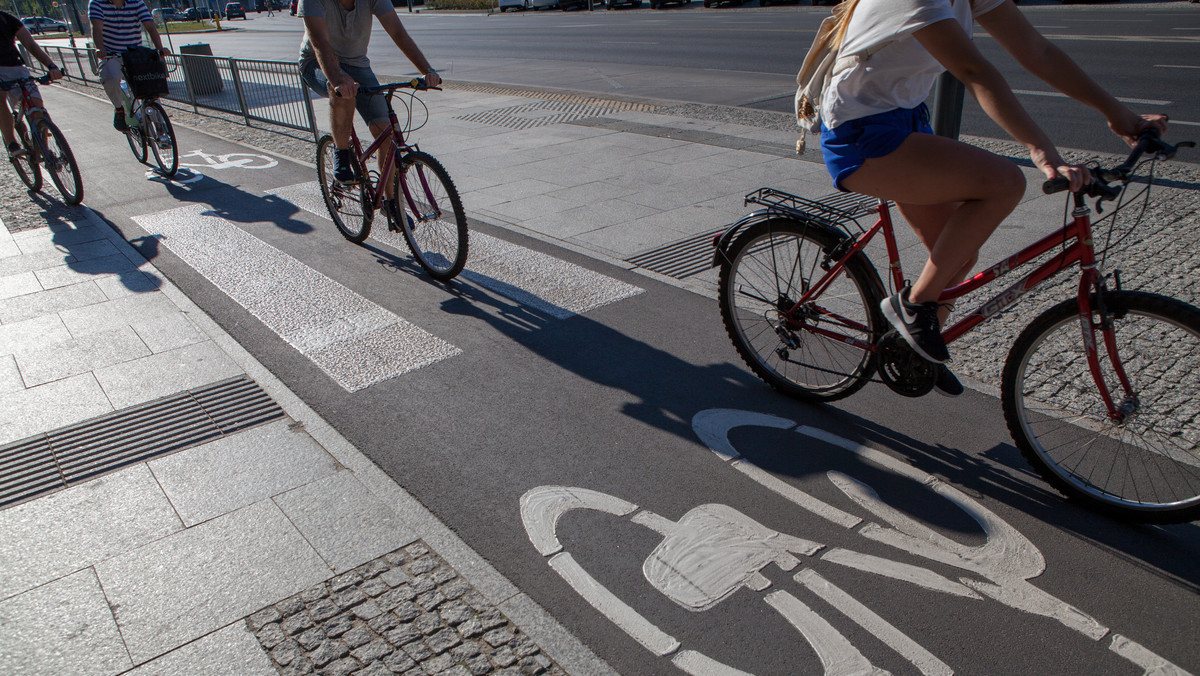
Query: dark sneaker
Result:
<box><xmin>881</xmin><ymin>285</ymin><xmax>950</xmax><ymax>364</ymax></box>
<box><xmin>333</xmin><ymin>148</ymin><xmax>357</xmax><ymax>184</ymax></box>
<box><xmin>6</xmin><ymin>141</ymin><xmax>25</xmax><ymax>159</ymax></box>
<box><xmin>933</xmin><ymin>364</ymin><xmax>963</xmax><ymax>398</ymax></box>
<box><xmin>113</xmin><ymin>109</ymin><xmax>128</xmax><ymax>132</ymax></box>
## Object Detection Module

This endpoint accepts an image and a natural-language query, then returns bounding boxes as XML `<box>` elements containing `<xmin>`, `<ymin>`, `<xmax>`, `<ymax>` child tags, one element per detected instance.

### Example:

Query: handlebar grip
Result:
<box><xmin>1042</xmin><ymin>178</ymin><xmax>1071</xmax><ymax>195</ymax></box>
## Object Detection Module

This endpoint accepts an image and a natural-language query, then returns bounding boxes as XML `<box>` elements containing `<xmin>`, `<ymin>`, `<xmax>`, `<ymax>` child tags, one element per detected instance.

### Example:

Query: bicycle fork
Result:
<box><xmin>1078</xmin><ymin>266</ymin><xmax>1137</xmax><ymax>425</ymax></box>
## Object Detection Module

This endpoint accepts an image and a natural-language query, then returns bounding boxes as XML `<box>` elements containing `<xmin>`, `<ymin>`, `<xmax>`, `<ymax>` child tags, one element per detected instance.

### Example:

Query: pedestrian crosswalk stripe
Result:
<box><xmin>266</xmin><ymin>182</ymin><xmax>644</xmax><ymax>319</ymax></box>
<box><xmin>132</xmin><ymin>204</ymin><xmax>461</xmax><ymax>393</ymax></box>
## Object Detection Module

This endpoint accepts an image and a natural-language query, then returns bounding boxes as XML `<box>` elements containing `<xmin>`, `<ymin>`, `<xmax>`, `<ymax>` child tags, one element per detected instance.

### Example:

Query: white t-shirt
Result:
<box><xmin>821</xmin><ymin>0</ymin><xmax>1006</xmax><ymax>130</ymax></box>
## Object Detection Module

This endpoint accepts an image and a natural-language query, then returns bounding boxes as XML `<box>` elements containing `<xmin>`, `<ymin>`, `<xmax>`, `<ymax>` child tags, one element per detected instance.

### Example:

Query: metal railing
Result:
<box><xmin>24</xmin><ymin>44</ymin><xmax>319</xmax><ymax>141</ymax></box>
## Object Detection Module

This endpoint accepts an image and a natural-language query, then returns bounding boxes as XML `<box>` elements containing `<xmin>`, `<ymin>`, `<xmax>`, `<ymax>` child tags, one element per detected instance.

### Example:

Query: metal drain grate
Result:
<box><xmin>627</xmin><ymin>228</ymin><xmax>726</xmax><ymax>280</ymax></box>
<box><xmin>444</xmin><ymin>82</ymin><xmax>659</xmax><ymax>113</ymax></box>
<box><xmin>0</xmin><ymin>376</ymin><xmax>286</xmax><ymax>510</ymax></box>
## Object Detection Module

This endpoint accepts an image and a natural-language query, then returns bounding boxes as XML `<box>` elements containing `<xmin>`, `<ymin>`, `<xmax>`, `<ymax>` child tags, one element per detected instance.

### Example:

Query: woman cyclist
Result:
<box><xmin>0</xmin><ymin>11</ymin><xmax>64</xmax><ymax>159</ymax></box>
<box><xmin>816</xmin><ymin>0</ymin><xmax>1167</xmax><ymax>396</ymax></box>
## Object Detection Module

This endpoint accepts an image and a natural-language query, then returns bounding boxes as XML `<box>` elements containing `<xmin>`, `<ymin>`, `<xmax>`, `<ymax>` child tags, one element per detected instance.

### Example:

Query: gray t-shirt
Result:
<box><xmin>299</xmin><ymin>0</ymin><xmax>392</xmax><ymax>68</ymax></box>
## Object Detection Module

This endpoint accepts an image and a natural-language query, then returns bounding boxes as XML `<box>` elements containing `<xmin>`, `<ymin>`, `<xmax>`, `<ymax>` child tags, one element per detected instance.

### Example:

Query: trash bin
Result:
<box><xmin>179</xmin><ymin>43</ymin><xmax>223</xmax><ymax>96</ymax></box>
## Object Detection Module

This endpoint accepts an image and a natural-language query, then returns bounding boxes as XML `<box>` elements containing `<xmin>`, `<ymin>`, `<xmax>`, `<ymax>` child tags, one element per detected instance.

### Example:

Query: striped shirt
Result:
<box><xmin>88</xmin><ymin>0</ymin><xmax>152</xmax><ymax>52</ymax></box>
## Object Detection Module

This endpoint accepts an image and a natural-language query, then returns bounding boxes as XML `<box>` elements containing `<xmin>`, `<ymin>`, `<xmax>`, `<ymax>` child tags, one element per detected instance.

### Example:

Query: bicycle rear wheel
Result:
<box><xmin>1002</xmin><ymin>291</ymin><xmax>1200</xmax><ymax>522</ymax></box>
<box><xmin>36</xmin><ymin>119</ymin><xmax>83</xmax><ymax>205</ymax></box>
<box><xmin>316</xmin><ymin>134</ymin><xmax>372</xmax><ymax>243</ymax></box>
<box><xmin>126</xmin><ymin>113</ymin><xmax>148</xmax><ymax>164</ymax></box>
<box><xmin>718</xmin><ymin>218</ymin><xmax>883</xmax><ymax>402</ymax></box>
<box><xmin>393</xmin><ymin>151</ymin><xmax>468</xmax><ymax>281</ymax></box>
<box><xmin>143</xmin><ymin>101</ymin><xmax>178</xmax><ymax>177</ymax></box>
<box><xmin>11</xmin><ymin>119</ymin><xmax>42</xmax><ymax>192</ymax></box>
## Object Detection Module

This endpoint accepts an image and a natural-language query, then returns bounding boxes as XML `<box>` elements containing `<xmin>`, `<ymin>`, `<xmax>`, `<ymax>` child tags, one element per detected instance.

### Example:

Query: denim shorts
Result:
<box><xmin>299</xmin><ymin>58</ymin><xmax>389</xmax><ymax>126</ymax></box>
<box><xmin>820</xmin><ymin>104</ymin><xmax>932</xmax><ymax>192</ymax></box>
<box><xmin>0</xmin><ymin>65</ymin><xmax>38</xmax><ymax>108</ymax></box>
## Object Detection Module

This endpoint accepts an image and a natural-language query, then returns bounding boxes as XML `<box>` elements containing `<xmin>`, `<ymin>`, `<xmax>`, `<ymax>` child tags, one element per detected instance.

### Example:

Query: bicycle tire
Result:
<box><xmin>1002</xmin><ymin>291</ymin><xmax>1200</xmax><ymax>523</ymax></box>
<box><xmin>718</xmin><ymin>218</ymin><xmax>884</xmax><ymax>402</ymax></box>
<box><xmin>125</xmin><ymin>112</ymin><xmax>147</xmax><ymax>164</ymax></box>
<box><xmin>316</xmin><ymin>134</ymin><xmax>372</xmax><ymax>243</ymax></box>
<box><xmin>35</xmin><ymin>118</ymin><xmax>83</xmax><ymax>206</ymax></box>
<box><xmin>143</xmin><ymin>101</ymin><xmax>178</xmax><ymax>177</ymax></box>
<box><xmin>11</xmin><ymin>118</ymin><xmax>42</xmax><ymax>192</ymax></box>
<box><xmin>394</xmin><ymin>151</ymin><xmax>468</xmax><ymax>281</ymax></box>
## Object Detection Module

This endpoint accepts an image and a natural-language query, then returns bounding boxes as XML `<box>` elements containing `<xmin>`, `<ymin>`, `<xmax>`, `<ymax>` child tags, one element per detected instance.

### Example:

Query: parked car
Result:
<box><xmin>183</xmin><ymin>7</ymin><xmax>218</xmax><ymax>20</ymax></box>
<box><xmin>605</xmin><ymin>0</ymin><xmax>641</xmax><ymax>8</ymax></box>
<box><xmin>528</xmin><ymin>0</ymin><xmax>558</xmax><ymax>8</ymax></box>
<box><xmin>152</xmin><ymin>8</ymin><xmax>188</xmax><ymax>22</ymax></box>
<box><xmin>225</xmin><ymin>2</ymin><xmax>247</xmax><ymax>18</ymax></box>
<box><xmin>498</xmin><ymin>0</ymin><xmax>529</xmax><ymax>10</ymax></box>
<box><xmin>648</xmin><ymin>0</ymin><xmax>688</xmax><ymax>8</ymax></box>
<box><xmin>20</xmin><ymin>17</ymin><xmax>68</xmax><ymax>34</ymax></box>
<box><xmin>559</xmin><ymin>0</ymin><xmax>588</xmax><ymax>9</ymax></box>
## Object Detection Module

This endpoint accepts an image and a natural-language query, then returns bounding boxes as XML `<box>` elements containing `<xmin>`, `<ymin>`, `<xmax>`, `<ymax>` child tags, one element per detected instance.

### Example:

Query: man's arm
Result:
<box><xmin>303</xmin><ymin>16</ymin><xmax>356</xmax><ymax>98</ymax></box>
<box><xmin>142</xmin><ymin>19</ymin><xmax>168</xmax><ymax>53</ymax></box>
<box><xmin>976</xmin><ymin>2</ymin><xmax>1165</xmax><ymax>145</ymax></box>
<box><xmin>15</xmin><ymin>26</ymin><xmax>64</xmax><ymax>79</ymax></box>
<box><xmin>90</xmin><ymin>19</ymin><xmax>106</xmax><ymax>57</ymax></box>
<box><xmin>377</xmin><ymin>9</ymin><xmax>440</xmax><ymax>87</ymax></box>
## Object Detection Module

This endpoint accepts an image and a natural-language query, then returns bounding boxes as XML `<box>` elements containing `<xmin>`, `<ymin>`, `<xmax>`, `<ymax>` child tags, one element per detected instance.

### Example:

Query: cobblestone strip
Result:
<box><xmin>247</xmin><ymin>542</ymin><xmax>565</xmax><ymax>676</ymax></box>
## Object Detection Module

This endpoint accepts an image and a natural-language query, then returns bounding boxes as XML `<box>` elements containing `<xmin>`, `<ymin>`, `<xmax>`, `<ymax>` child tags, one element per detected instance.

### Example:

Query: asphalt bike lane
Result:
<box><xmin>39</xmin><ymin>85</ymin><xmax>1200</xmax><ymax>675</ymax></box>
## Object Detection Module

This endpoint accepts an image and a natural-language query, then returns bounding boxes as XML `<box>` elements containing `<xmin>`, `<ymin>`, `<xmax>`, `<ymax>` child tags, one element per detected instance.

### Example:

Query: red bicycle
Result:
<box><xmin>715</xmin><ymin>131</ymin><xmax>1199</xmax><ymax>523</ymax></box>
<box><xmin>316</xmin><ymin>78</ymin><xmax>468</xmax><ymax>282</ymax></box>
<box><xmin>2</xmin><ymin>73</ymin><xmax>82</xmax><ymax>205</ymax></box>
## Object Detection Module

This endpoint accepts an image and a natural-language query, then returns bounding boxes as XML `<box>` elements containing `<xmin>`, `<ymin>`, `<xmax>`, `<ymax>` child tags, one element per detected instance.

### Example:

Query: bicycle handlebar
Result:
<box><xmin>0</xmin><ymin>73</ymin><xmax>55</xmax><ymax>90</ymax></box>
<box><xmin>358</xmin><ymin>78</ymin><xmax>442</xmax><ymax>96</ymax></box>
<box><xmin>1042</xmin><ymin>130</ymin><xmax>1195</xmax><ymax>198</ymax></box>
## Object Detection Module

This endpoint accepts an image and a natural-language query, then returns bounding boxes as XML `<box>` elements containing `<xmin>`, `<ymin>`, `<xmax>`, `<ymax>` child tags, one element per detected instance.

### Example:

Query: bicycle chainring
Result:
<box><xmin>876</xmin><ymin>330</ymin><xmax>936</xmax><ymax>398</ymax></box>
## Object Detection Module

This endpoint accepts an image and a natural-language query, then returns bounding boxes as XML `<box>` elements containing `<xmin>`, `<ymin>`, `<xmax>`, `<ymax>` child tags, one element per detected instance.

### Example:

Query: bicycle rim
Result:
<box><xmin>12</xmin><ymin>121</ymin><xmax>42</xmax><ymax>192</ymax></box>
<box><xmin>397</xmin><ymin>151</ymin><xmax>468</xmax><ymax>281</ymax></box>
<box><xmin>126</xmin><ymin>117</ymin><xmax>147</xmax><ymax>164</ymax></box>
<box><xmin>316</xmin><ymin>135</ymin><xmax>372</xmax><ymax>243</ymax></box>
<box><xmin>1002</xmin><ymin>291</ymin><xmax>1200</xmax><ymax>522</ymax></box>
<box><xmin>37</xmin><ymin>119</ymin><xmax>83</xmax><ymax>205</ymax></box>
<box><xmin>718</xmin><ymin>219</ymin><xmax>880</xmax><ymax>402</ymax></box>
<box><xmin>145</xmin><ymin>102</ymin><xmax>178</xmax><ymax>177</ymax></box>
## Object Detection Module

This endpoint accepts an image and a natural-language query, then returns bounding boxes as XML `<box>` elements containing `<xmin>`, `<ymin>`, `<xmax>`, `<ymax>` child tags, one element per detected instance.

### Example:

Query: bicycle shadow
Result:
<box><xmin>146</xmin><ymin>169</ymin><xmax>316</xmax><ymax>235</ymax></box>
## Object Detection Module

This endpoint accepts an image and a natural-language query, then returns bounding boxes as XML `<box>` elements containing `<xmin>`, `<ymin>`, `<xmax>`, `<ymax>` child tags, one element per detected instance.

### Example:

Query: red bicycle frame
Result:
<box><xmin>344</xmin><ymin>100</ymin><xmax>440</xmax><ymax>222</ymax></box>
<box><xmin>786</xmin><ymin>196</ymin><xmax>1133</xmax><ymax>422</ymax></box>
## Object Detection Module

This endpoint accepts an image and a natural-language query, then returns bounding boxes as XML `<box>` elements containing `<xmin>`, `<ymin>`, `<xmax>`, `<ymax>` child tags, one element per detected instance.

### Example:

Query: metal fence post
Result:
<box><xmin>299</xmin><ymin>68</ymin><xmax>320</xmax><ymax>144</ymax></box>
<box><xmin>931</xmin><ymin>71</ymin><xmax>965</xmax><ymax>140</ymax></box>
<box><xmin>229</xmin><ymin>58</ymin><xmax>252</xmax><ymax>126</ymax></box>
<box><xmin>72</xmin><ymin>47</ymin><xmax>86</xmax><ymax>84</ymax></box>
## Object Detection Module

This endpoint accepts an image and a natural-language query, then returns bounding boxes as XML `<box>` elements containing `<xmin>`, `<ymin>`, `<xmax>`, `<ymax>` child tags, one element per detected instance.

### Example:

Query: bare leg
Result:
<box><xmin>0</xmin><ymin>101</ymin><xmax>15</xmax><ymax>146</ymax></box>
<box><xmin>328</xmin><ymin>84</ymin><xmax>356</xmax><ymax>150</ymax></box>
<box><xmin>895</xmin><ymin>201</ymin><xmax>977</xmax><ymax>326</ymax></box>
<box><xmin>842</xmin><ymin>133</ymin><xmax>1025</xmax><ymax>306</ymax></box>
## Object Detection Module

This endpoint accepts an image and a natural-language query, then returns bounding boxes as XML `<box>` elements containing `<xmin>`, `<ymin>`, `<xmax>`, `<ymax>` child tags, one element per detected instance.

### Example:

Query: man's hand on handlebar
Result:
<box><xmin>1110</xmin><ymin>113</ymin><xmax>1168</xmax><ymax>149</ymax></box>
<box><xmin>47</xmin><ymin>66</ymin><xmax>64</xmax><ymax>82</ymax></box>
<box><xmin>331</xmin><ymin>76</ymin><xmax>358</xmax><ymax>100</ymax></box>
<box><xmin>424</xmin><ymin>70</ymin><xmax>441</xmax><ymax>89</ymax></box>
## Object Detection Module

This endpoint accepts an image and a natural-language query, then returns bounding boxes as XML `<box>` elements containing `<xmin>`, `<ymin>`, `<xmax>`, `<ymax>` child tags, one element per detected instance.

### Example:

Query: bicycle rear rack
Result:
<box><xmin>745</xmin><ymin>187</ymin><xmax>881</xmax><ymax>235</ymax></box>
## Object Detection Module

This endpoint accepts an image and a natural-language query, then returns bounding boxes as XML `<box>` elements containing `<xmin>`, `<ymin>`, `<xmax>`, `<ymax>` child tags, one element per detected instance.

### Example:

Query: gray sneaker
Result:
<box><xmin>7</xmin><ymin>141</ymin><xmax>26</xmax><ymax>159</ymax></box>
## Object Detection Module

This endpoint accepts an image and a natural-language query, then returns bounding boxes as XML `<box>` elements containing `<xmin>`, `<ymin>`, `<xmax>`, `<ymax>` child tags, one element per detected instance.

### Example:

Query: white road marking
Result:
<box><xmin>796</xmin><ymin>569</ymin><xmax>953</xmax><ymax>676</ymax></box>
<box><xmin>1011</xmin><ymin>89</ymin><xmax>1170</xmax><ymax>106</ymax></box>
<box><xmin>672</xmin><ymin>650</ymin><xmax>753</xmax><ymax>676</ymax></box>
<box><xmin>132</xmin><ymin>204</ymin><xmax>460</xmax><ymax>392</ymax></box>
<box><xmin>1155</xmin><ymin>64</ymin><xmax>1200</xmax><ymax>69</ymax></box>
<box><xmin>267</xmin><ymin>182</ymin><xmax>644</xmax><ymax>318</ymax></box>
<box><xmin>764</xmin><ymin>590</ymin><xmax>886</xmax><ymax>676</ymax></box>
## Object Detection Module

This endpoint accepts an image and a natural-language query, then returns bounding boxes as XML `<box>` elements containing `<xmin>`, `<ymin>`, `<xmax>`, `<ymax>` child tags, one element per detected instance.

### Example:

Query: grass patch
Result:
<box><xmin>426</xmin><ymin>0</ymin><xmax>494</xmax><ymax>9</ymax></box>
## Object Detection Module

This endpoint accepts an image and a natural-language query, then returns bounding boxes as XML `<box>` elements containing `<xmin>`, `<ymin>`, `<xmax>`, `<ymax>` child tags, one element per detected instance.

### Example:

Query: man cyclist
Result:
<box><xmin>88</xmin><ymin>0</ymin><xmax>169</xmax><ymax>131</ymax></box>
<box><xmin>298</xmin><ymin>0</ymin><xmax>441</xmax><ymax>185</ymax></box>
<box><xmin>0</xmin><ymin>11</ymin><xmax>64</xmax><ymax>159</ymax></box>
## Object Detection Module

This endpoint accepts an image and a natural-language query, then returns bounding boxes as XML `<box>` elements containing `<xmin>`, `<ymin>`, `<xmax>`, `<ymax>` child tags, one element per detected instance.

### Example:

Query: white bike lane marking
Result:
<box><xmin>519</xmin><ymin>410</ymin><xmax>1192</xmax><ymax>676</ymax></box>
<box><xmin>132</xmin><ymin>204</ymin><xmax>460</xmax><ymax>392</ymax></box>
<box><xmin>266</xmin><ymin>181</ymin><xmax>645</xmax><ymax>318</ymax></box>
<box><xmin>143</xmin><ymin>149</ymin><xmax>280</xmax><ymax>184</ymax></box>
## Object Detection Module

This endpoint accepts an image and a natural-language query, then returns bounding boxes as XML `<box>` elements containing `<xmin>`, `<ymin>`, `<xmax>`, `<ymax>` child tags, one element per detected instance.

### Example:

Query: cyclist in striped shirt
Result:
<box><xmin>88</xmin><ymin>0</ymin><xmax>168</xmax><ymax>131</ymax></box>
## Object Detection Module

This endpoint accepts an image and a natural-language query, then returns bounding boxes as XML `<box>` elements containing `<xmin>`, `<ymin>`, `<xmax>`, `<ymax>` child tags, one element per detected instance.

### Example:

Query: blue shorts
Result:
<box><xmin>820</xmin><ymin>104</ymin><xmax>932</xmax><ymax>192</ymax></box>
<box><xmin>299</xmin><ymin>58</ymin><xmax>389</xmax><ymax>127</ymax></box>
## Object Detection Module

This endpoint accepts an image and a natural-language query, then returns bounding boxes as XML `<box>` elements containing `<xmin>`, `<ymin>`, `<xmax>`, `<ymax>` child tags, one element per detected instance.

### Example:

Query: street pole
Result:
<box><xmin>930</xmin><ymin>71</ymin><xmax>965</xmax><ymax>140</ymax></box>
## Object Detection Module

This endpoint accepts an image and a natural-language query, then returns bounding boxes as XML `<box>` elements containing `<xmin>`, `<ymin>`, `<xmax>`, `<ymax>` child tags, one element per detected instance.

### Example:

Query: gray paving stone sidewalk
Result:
<box><xmin>0</xmin><ymin>205</ymin><xmax>605</xmax><ymax>673</ymax></box>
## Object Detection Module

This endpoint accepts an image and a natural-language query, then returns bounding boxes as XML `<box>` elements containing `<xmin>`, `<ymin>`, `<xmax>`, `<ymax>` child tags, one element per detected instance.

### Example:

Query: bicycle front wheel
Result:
<box><xmin>36</xmin><ymin>119</ymin><xmax>83</xmax><ymax>205</ymax></box>
<box><xmin>316</xmin><ymin>135</ymin><xmax>372</xmax><ymax>243</ymax></box>
<box><xmin>718</xmin><ymin>218</ymin><xmax>883</xmax><ymax>402</ymax></box>
<box><xmin>126</xmin><ymin>114</ymin><xmax>148</xmax><ymax>164</ymax></box>
<box><xmin>1002</xmin><ymin>291</ymin><xmax>1200</xmax><ymax>522</ymax></box>
<box><xmin>395</xmin><ymin>151</ymin><xmax>468</xmax><ymax>281</ymax></box>
<box><xmin>143</xmin><ymin>101</ymin><xmax>178</xmax><ymax>177</ymax></box>
<box><xmin>12</xmin><ymin>119</ymin><xmax>42</xmax><ymax>192</ymax></box>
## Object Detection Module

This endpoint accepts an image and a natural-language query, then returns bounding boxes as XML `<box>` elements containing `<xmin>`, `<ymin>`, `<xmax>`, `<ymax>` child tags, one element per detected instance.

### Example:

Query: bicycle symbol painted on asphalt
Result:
<box><xmin>521</xmin><ymin>409</ymin><xmax>1191</xmax><ymax>676</ymax></box>
<box><xmin>178</xmin><ymin>149</ymin><xmax>278</xmax><ymax>170</ymax></box>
